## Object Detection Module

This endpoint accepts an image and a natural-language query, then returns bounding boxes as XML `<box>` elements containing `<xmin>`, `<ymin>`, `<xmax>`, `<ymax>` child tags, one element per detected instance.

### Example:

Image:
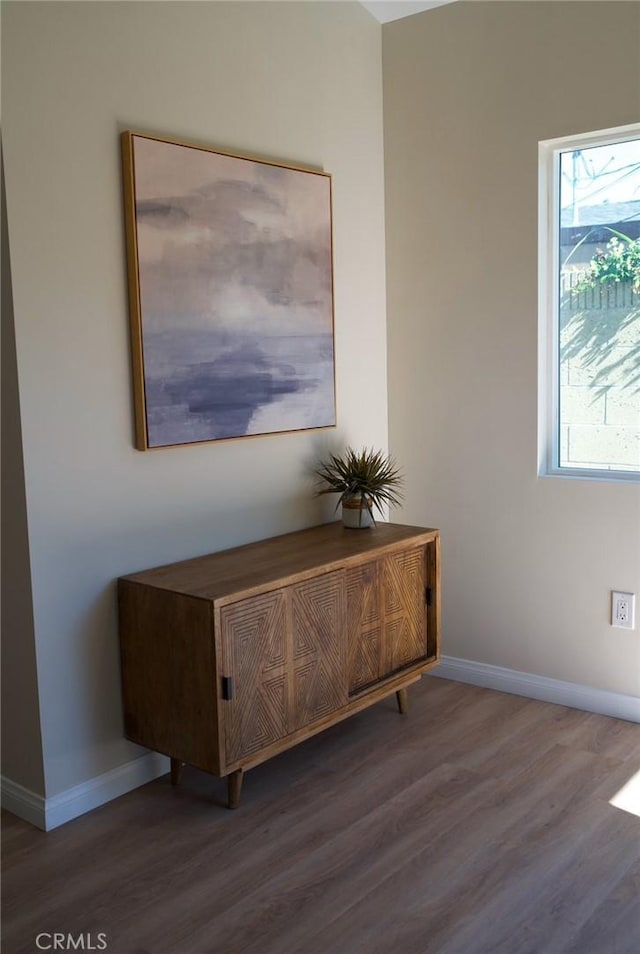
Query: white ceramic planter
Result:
<box><xmin>341</xmin><ymin>495</ymin><xmax>374</xmax><ymax>528</ymax></box>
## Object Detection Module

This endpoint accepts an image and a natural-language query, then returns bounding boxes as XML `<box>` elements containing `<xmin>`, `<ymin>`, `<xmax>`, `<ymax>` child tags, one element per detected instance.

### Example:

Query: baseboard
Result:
<box><xmin>431</xmin><ymin>655</ymin><xmax>640</xmax><ymax>723</ymax></box>
<box><xmin>1</xmin><ymin>776</ymin><xmax>46</xmax><ymax>830</ymax></box>
<box><xmin>2</xmin><ymin>751</ymin><xmax>169</xmax><ymax>831</ymax></box>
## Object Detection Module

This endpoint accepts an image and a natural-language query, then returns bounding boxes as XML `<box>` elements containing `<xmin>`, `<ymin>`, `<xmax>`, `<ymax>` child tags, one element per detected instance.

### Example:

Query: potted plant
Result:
<box><xmin>314</xmin><ymin>446</ymin><xmax>404</xmax><ymax>528</ymax></box>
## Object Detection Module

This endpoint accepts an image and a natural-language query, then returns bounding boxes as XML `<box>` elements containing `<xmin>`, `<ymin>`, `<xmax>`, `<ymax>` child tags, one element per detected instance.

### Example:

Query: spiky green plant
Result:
<box><xmin>314</xmin><ymin>447</ymin><xmax>404</xmax><ymax>521</ymax></box>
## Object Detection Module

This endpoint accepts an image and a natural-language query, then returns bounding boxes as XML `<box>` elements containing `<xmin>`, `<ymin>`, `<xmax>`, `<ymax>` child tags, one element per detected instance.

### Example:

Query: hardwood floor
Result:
<box><xmin>3</xmin><ymin>678</ymin><xmax>639</xmax><ymax>954</ymax></box>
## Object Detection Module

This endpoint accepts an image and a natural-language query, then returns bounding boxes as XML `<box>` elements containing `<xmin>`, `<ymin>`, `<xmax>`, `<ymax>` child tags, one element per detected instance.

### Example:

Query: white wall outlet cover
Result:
<box><xmin>612</xmin><ymin>591</ymin><xmax>636</xmax><ymax>630</ymax></box>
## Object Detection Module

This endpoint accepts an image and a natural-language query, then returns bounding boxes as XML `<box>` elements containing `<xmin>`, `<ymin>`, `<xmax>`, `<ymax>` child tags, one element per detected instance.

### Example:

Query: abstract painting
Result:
<box><xmin>121</xmin><ymin>131</ymin><xmax>336</xmax><ymax>449</ymax></box>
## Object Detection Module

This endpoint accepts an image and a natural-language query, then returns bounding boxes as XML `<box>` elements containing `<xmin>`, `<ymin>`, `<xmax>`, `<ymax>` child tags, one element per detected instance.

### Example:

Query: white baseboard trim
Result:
<box><xmin>1</xmin><ymin>776</ymin><xmax>46</xmax><ymax>830</ymax></box>
<box><xmin>431</xmin><ymin>655</ymin><xmax>640</xmax><ymax>723</ymax></box>
<box><xmin>44</xmin><ymin>752</ymin><xmax>170</xmax><ymax>831</ymax></box>
<box><xmin>2</xmin><ymin>751</ymin><xmax>169</xmax><ymax>831</ymax></box>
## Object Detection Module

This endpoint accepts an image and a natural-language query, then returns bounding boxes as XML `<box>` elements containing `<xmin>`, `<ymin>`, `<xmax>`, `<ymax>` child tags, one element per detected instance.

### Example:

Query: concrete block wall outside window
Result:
<box><xmin>539</xmin><ymin>125</ymin><xmax>640</xmax><ymax>481</ymax></box>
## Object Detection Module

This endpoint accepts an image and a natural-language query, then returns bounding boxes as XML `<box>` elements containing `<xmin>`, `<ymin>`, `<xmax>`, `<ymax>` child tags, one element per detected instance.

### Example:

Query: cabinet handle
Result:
<box><xmin>221</xmin><ymin>676</ymin><xmax>234</xmax><ymax>700</ymax></box>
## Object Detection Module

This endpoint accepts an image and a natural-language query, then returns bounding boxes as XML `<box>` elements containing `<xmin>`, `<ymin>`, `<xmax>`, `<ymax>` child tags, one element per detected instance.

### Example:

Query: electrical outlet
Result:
<box><xmin>612</xmin><ymin>591</ymin><xmax>636</xmax><ymax>630</ymax></box>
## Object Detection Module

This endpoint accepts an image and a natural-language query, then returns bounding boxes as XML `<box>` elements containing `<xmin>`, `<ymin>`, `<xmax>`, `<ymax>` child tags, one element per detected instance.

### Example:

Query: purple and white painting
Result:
<box><xmin>125</xmin><ymin>133</ymin><xmax>336</xmax><ymax>448</ymax></box>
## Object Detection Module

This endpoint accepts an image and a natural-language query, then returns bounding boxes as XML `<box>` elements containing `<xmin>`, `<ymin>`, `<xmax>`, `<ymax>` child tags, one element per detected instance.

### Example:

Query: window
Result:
<box><xmin>539</xmin><ymin>125</ymin><xmax>640</xmax><ymax>481</ymax></box>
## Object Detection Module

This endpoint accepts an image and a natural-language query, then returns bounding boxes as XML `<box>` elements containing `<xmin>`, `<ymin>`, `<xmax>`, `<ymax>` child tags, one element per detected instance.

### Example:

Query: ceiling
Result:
<box><xmin>361</xmin><ymin>0</ymin><xmax>455</xmax><ymax>24</ymax></box>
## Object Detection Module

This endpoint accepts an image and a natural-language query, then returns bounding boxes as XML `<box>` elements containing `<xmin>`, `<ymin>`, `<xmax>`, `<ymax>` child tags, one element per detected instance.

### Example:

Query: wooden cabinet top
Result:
<box><xmin>120</xmin><ymin>521</ymin><xmax>438</xmax><ymax>603</ymax></box>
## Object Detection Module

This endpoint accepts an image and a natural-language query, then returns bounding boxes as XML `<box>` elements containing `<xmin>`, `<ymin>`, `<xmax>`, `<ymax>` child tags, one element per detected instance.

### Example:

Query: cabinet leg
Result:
<box><xmin>227</xmin><ymin>769</ymin><xmax>244</xmax><ymax>809</ymax></box>
<box><xmin>396</xmin><ymin>688</ymin><xmax>408</xmax><ymax>715</ymax></box>
<box><xmin>170</xmin><ymin>758</ymin><xmax>183</xmax><ymax>786</ymax></box>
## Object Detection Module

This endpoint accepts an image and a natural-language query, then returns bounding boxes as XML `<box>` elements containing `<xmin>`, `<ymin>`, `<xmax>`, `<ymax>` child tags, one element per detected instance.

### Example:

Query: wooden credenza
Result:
<box><xmin>118</xmin><ymin>522</ymin><xmax>440</xmax><ymax>808</ymax></box>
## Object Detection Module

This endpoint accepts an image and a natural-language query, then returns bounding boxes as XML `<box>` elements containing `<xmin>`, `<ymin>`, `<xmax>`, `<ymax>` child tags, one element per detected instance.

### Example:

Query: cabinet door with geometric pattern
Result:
<box><xmin>220</xmin><ymin>570</ymin><xmax>347</xmax><ymax>765</ymax></box>
<box><xmin>381</xmin><ymin>546</ymin><xmax>427</xmax><ymax>676</ymax></box>
<box><xmin>346</xmin><ymin>560</ymin><xmax>382</xmax><ymax>694</ymax></box>
<box><xmin>220</xmin><ymin>589</ymin><xmax>289</xmax><ymax>765</ymax></box>
<box><xmin>290</xmin><ymin>571</ymin><xmax>348</xmax><ymax>731</ymax></box>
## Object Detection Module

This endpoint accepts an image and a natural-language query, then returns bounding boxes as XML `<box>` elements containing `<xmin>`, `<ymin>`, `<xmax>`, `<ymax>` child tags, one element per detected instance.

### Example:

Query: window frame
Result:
<box><xmin>538</xmin><ymin>123</ymin><xmax>640</xmax><ymax>483</ymax></box>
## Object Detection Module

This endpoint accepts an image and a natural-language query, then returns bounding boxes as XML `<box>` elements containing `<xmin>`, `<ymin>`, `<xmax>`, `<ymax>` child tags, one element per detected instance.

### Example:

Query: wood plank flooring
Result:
<box><xmin>3</xmin><ymin>678</ymin><xmax>639</xmax><ymax>954</ymax></box>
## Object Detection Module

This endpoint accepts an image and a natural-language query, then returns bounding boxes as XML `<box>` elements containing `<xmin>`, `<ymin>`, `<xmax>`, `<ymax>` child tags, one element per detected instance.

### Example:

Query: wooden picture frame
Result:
<box><xmin>121</xmin><ymin>131</ymin><xmax>336</xmax><ymax>450</ymax></box>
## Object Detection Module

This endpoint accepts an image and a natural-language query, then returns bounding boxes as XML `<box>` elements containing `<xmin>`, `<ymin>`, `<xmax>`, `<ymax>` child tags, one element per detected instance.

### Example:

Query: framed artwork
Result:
<box><xmin>121</xmin><ymin>131</ymin><xmax>336</xmax><ymax>450</ymax></box>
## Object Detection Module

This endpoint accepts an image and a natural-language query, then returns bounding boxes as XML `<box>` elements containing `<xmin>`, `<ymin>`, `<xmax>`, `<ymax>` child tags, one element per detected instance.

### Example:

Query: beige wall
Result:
<box><xmin>2</xmin><ymin>1</ymin><xmax>387</xmax><ymax>796</ymax></box>
<box><xmin>384</xmin><ymin>1</ymin><xmax>640</xmax><ymax>696</ymax></box>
